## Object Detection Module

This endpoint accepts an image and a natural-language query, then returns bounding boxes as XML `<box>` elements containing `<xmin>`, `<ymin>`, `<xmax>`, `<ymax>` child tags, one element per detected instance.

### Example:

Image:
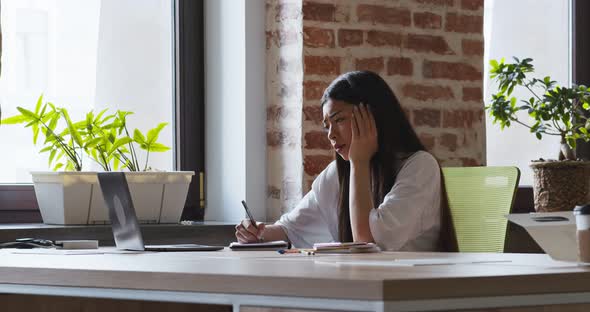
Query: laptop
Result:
<box><xmin>97</xmin><ymin>172</ymin><xmax>224</xmax><ymax>252</ymax></box>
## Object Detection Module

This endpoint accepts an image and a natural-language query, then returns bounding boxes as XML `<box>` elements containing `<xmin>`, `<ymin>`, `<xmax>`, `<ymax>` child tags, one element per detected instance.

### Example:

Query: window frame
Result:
<box><xmin>175</xmin><ymin>0</ymin><xmax>205</xmax><ymax>221</ymax></box>
<box><xmin>573</xmin><ymin>0</ymin><xmax>590</xmax><ymax>159</ymax></box>
<box><xmin>0</xmin><ymin>0</ymin><xmax>205</xmax><ymax>223</ymax></box>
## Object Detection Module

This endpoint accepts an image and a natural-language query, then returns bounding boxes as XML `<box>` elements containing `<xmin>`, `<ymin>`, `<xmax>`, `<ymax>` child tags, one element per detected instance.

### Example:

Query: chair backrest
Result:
<box><xmin>442</xmin><ymin>166</ymin><xmax>520</xmax><ymax>253</ymax></box>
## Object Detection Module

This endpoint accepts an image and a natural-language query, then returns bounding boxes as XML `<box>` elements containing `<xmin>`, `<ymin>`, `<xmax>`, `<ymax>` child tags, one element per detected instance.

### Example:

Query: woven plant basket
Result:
<box><xmin>530</xmin><ymin>160</ymin><xmax>590</xmax><ymax>212</ymax></box>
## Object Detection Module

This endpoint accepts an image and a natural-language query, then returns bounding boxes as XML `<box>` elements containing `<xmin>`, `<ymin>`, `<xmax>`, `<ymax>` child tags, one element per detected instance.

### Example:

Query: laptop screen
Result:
<box><xmin>97</xmin><ymin>172</ymin><xmax>145</xmax><ymax>251</ymax></box>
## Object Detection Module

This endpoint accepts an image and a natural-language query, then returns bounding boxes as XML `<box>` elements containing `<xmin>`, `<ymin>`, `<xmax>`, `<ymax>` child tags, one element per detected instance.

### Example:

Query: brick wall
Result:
<box><xmin>267</xmin><ymin>0</ymin><xmax>485</xmax><ymax>218</ymax></box>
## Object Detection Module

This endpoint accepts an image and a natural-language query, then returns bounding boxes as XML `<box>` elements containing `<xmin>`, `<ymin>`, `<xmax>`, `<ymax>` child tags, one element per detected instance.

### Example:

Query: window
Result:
<box><xmin>0</xmin><ymin>0</ymin><xmax>204</xmax><ymax>222</ymax></box>
<box><xmin>484</xmin><ymin>0</ymin><xmax>571</xmax><ymax>186</ymax></box>
<box><xmin>0</xmin><ymin>0</ymin><xmax>174</xmax><ymax>181</ymax></box>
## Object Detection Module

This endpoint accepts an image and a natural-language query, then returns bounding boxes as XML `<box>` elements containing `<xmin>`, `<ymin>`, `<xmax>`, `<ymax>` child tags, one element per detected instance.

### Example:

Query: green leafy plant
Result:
<box><xmin>1</xmin><ymin>95</ymin><xmax>170</xmax><ymax>171</ymax></box>
<box><xmin>487</xmin><ymin>57</ymin><xmax>590</xmax><ymax>160</ymax></box>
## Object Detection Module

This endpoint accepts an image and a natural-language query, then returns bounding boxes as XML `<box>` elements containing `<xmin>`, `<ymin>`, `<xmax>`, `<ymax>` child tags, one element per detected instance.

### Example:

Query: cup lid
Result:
<box><xmin>574</xmin><ymin>205</ymin><xmax>590</xmax><ymax>215</ymax></box>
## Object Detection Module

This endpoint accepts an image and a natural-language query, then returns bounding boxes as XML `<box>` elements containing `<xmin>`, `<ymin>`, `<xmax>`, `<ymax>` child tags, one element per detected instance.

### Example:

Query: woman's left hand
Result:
<box><xmin>348</xmin><ymin>104</ymin><xmax>378</xmax><ymax>164</ymax></box>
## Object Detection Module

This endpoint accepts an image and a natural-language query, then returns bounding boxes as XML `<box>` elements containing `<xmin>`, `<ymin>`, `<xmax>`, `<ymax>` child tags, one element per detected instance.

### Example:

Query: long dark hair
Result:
<box><xmin>320</xmin><ymin>71</ymin><xmax>426</xmax><ymax>243</ymax></box>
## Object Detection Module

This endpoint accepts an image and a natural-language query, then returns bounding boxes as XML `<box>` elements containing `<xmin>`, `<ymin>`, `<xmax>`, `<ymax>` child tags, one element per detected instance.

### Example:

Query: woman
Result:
<box><xmin>235</xmin><ymin>71</ymin><xmax>449</xmax><ymax>251</ymax></box>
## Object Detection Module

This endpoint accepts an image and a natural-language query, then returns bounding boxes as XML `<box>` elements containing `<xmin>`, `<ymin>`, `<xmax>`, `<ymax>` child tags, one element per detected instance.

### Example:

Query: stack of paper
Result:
<box><xmin>313</xmin><ymin>242</ymin><xmax>380</xmax><ymax>253</ymax></box>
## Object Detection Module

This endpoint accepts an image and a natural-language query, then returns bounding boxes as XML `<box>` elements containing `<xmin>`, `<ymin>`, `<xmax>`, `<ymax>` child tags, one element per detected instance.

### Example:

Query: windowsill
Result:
<box><xmin>0</xmin><ymin>222</ymin><xmax>237</xmax><ymax>247</ymax></box>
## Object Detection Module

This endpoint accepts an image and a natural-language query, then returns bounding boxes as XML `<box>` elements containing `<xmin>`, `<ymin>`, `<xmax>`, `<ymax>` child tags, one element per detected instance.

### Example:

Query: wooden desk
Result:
<box><xmin>0</xmin><ymin>249</ymin><xmax>589</xmax><ymax>311</ymax></box>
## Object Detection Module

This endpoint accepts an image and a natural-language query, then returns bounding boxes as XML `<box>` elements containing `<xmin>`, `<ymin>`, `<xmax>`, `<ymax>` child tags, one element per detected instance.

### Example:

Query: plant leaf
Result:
<box><xmin>61</xmin><ymin>109</ymin><xmax>84</xmax><ymax>147</ymax></box>
<box><xmin>146</xmin><ymin>122</ymin><xmax>168</xmax><ymax>144</ymax></box>
<box><xmin>44</xmin><ymin>114</ymin><xmax>60</xmax><ymax>144</ymax></box>
<box><xmin>113</xmin><ymin>156</ymin><xmax>121</xmax><ymax>170</ymax></box>
<box><xmin>133</xmin><ymin>129</ymin><xmax>147</xmax><ymax>145</ymax></box>
<box><xmin>86</xmin><ymin>112</ymin><xmax>94</xmax><ymax>129</ymax></box>
<box><xmin>109</xmin><ymin>137</ymin><xmax>133</xmax><ymax>154</ymax></box>
<box><xmin>91</xmin><ymin>149</ymin><xmax>98</xmax><ymax>162</ymax></box>
<box><xmin>32</xmin><ymin>124</ymin><xmax>40</xmax><ymax>145</ymax></box>
<box><xmin>490</xmin><ymin>59</ymin><xmax>498</xmax><ymax>69</ymax></box>
<box><xmin>84</xmin><ymin>137</ymin><xmax>103</xmax><ymax>149</ymax></box>
<box><xmin>147</xmin><ymin>142</ymin><xmax>171</xmax><ymax>152</ymax></box>
<box><xmin>56</xmin><ymin>150</ymin><xmax>65</xmax><ymax>162</ymax></box>
<box><xmin>94</xmin><ymin>108</ymin><xmax>109</xmax><ymax>123</ymax></box>
<box><xmin>17</xmin><ymin>107</ymin><xmax>38</xmax><ymax>120</ymax></box>
<box><xmin>34</xmin><ymin>94</ymin><xmax>43</xmax><ymax>115</ymax></box>
<box><xmin>0</xmin><ymin>114</ymin><xmax>29</xmax><ymax>124</ymax></box>
<box><xmin>48</xmin><ymin>149</ymin><xmax>57</xmax><ymax>167</ymax></box>
<box><xmin>567</xmin><ymin>138</ymin><xmax>577</xmax><ymax>149</ymax></box>
<box><xmin>39</xmin><ymin>146</ymin><xmax>52</xmax><ymax>153</ymax></box>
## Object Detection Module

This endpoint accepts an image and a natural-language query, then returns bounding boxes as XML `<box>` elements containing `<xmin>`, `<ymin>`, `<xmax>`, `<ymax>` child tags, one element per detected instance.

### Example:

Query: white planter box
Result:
<box><xmin>31</xmin><ymin>171</ymin><xmax>195</xmax><ymax>225</ymax></box>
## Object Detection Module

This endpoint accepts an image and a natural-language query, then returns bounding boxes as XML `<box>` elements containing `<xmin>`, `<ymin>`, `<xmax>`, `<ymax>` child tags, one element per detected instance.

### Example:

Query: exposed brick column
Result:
<box><xmin>266</xmin><ymin>0</ymin><xmax>305</xmax><ymax>219</ymax></box>
<box><xmin>267</xmin><ymin>0</ymin><xmax>485</xmax><ymax>218</ymax></box>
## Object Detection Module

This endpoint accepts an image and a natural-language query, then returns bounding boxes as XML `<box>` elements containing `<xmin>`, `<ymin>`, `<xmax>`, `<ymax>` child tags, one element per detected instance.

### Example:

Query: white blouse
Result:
<box><xmin>275</xmin><ymin>151</ymin><xmax>441</xmax><ymax>251</ymax></box>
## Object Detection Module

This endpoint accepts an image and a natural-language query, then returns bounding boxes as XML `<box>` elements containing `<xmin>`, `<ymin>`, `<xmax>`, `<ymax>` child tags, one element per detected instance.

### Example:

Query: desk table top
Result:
<box><xmin>0</xmin><ymin>248</ymin><xmax>587</xmax><ymax>301</ymax></box>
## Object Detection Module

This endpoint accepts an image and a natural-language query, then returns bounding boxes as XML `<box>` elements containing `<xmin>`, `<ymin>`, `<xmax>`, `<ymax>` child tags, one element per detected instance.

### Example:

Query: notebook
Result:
<box><xmin>97</xmin><ymin>172</ymin><xmax>224</xmax><ymax>252</ymax></box>
<box><xmin>229</xmin><ymin>240</ymin><xmax>290</xmax><ymax>250</ymax></box>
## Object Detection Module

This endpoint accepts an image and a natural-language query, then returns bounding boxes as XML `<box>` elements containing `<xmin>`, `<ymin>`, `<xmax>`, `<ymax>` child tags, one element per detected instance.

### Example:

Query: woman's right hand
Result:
<box><xmin>235</xmin><ymin>219</ymin><xmax>266</xmax><ymax>243</ymax></box>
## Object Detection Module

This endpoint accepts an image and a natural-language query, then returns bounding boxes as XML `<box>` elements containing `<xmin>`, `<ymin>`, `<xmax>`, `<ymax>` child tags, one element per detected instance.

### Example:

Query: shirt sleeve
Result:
<box><xmin>275</xmin><ymin>162</ymin><xmax>338</xmax><ymax>248</ymax></box>
<box><xmin>368</xmin><ymin>152</ymin><xmax>441</xmax><ymax>251</ymax></box>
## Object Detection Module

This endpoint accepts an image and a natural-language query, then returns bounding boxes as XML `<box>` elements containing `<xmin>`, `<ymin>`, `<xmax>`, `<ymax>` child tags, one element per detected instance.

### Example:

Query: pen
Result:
<box><xmin>241</xmin><ymin>200</ymin><xmax>258</xmax><ymax>230</ymax></box>
<box><xmin>277</xmin><ymin>248</ymin><xmax>315</xmax><ymax>255</ymax></box>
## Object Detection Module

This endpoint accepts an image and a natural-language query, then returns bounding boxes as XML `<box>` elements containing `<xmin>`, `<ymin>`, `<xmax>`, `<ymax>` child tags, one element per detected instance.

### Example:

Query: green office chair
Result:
<box><xmin>442</xmin><ymin>166</ymin><xmax>520</xmax><ymax>253</ymax></box>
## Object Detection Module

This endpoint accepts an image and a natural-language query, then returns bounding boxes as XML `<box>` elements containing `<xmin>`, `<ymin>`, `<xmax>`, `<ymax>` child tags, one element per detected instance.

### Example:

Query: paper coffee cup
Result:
<box><xmin>574</xmin><ymin>205</ymin><xmax>590</xmax><ymax>230</ymax></box>
<box><xmin>574</xmin><ymin>205</ymin><xmax>590</xmax><ymax>263</ymax></box>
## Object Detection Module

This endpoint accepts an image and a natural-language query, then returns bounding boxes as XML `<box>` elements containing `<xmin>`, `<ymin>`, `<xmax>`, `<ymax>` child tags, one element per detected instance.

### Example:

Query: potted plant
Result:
<box><xmin>1</xmin><ymin>95</ymin><xmax>194</xmax><ymax>224</ymax></box>
<box><xmin>487</xmin><ymin>57</ymin><xmax>590</xmax><ymax>212</ymax></box>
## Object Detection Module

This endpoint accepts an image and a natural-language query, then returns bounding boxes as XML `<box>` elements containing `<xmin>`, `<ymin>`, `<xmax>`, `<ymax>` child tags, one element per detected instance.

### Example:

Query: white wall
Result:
<box><xmin>484</xmin><ymin>0</ymin><xmax>570</xmax><ymax>186</ymax></box>
<box><xmin>204</xmin><ymin>0</ymin><xmax>266</xmax><ymax>222</ymax></box>
<box><xmin>244</xmin><ymin>2</ymin><xmax>267</xmax><ymax>223</ymax></box>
